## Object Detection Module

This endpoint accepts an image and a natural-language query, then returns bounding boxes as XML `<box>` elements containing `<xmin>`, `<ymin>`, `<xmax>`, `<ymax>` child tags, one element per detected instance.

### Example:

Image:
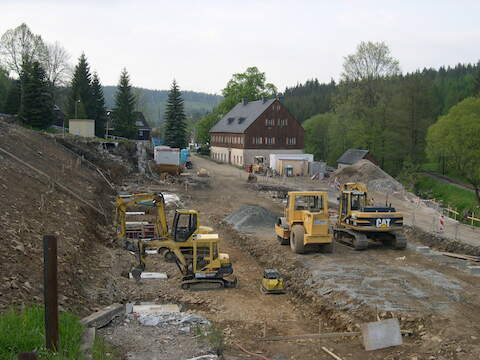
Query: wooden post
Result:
<box><xmin>43</xmin><ymin>235</ymin><xmax>59</xmax><ymax>351</ymax></box>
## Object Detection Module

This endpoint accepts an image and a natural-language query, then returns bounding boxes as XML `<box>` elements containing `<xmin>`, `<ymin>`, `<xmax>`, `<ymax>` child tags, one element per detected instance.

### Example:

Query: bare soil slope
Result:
<box><xmin>0</xmin><ymin>120</ymin><xmax>123</xmax><ymax>315</ymax></box>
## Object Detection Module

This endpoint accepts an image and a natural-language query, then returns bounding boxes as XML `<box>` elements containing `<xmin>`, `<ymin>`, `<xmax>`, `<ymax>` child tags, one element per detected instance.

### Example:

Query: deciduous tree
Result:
<box><xmin>44</xmin><ymin>41</ymin><xmax>71</xmax><ymax>88</ymax></box>
<box><xmin>426</xmin><ymin>97</ymin><xmax>480</xmax><ymax>204</ymax></box>
<box><xmin>0</xmin><ymin>23</ymin><xmax>47</xmax><ymax>77</ymax></box>
<box><xmin>195</xmin><ymin>66</ymin><xmax>277</xmax><ymax>144</ymax></box>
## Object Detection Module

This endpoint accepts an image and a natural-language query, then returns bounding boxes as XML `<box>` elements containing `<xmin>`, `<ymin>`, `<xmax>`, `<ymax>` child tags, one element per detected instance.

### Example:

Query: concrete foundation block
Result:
<box><xmin>81</xmin><ymin>303</ymin><xmax>125</xmax><ymax>329</ymax></box>
<box><xmin>416</xmin><ymin>246</ymin><xmax>430</xmax><ymax>254</ymax></box>
<box><xmin>361</xmin><ymin>318</ymin><xmax>403</xmax><ymax>351</ymax></box>
<box><xmin>80</xmin><ymin>327</ymin><xmax>95</xmax><ymax>359</ymax></box>
<box><xmin>133</xmin><ymin>304</ymin><xmax>181</xmax><ymax>313</ymax></box>
<box><xmin>467</xmin><ymin>266</ymin><xmax>480</xmax><ymax>275</ymax></box>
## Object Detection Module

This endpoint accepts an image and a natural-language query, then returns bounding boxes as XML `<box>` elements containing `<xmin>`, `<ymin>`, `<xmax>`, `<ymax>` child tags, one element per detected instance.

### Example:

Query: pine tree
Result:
<box><xmin>113</xmin><ymin>68</ymin><xmax>136</xmax><ymax>138</ymax></box>
<box><xmin>91</xmin><ymin>72</ymin><xmax>107</xmax><ymax>137</ymax></box>
<box><xmin>20</xmin><ymin>61</ymin><xmax>54</xmax><ymax>129</ymax></box>
<box><xmin>68</xmin><ymin>53</ymin><xmax>94</xmax><ymax>119</ymax></box>
<box><xmin>164</xmin><ymin>80</ymin><xmax>187</xmax><ymax>148</ymax></box>
<box><xmin>3</xmin><ymin>79</ymin><xmax>21</xmax><ymax>114</ymax></box>
<box><xmin>473</xmin><ymin>69</ymin><xmax>480</xmax><ymax>98</ymax></box>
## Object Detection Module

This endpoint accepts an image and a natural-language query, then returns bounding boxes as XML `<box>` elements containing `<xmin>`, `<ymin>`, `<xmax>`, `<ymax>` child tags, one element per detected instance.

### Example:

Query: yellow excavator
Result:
<box><xmin>275</xmin><ymin>191</ymin><xmax>334</xmax><ymax>254</ymax></box>
<box><xmin>116</xmin><ymin>193</ymin><xmax>237</xmax><ymax>290</ymax></box>
<box><xmin>116</xmin><ymin>193</ymin><xmax>212</xmax><ymax>251</ymax></box>
<box><xmin>335</xmin><ymin>183</ymin><xmax>406</xmax><ymax>250</ymax></box>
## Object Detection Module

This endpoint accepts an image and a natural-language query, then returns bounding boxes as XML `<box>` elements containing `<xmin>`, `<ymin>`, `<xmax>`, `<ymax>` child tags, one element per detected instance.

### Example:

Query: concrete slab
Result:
<box><xmin>80</xmin><ymin>327</ymin><xmax>95</xmax><ymax>359</ymax></box>
<box><xmin>467</xmin><ymin>266</ymin><xmax>480</xmax><ymax>275</ymax></box>
<box><xmin>416</xmin><ymin>246</ymin><xmax>430</xmax><ymax>254</ymax></box>
<box><xmin>81</xmin><ymin>303</ymin><xmax>125</xmax><ymax>329</ymax></box>
<box><xmin>128</xmin><ymin>272</ymin><xmax>168</xmax><ymax>280</ymax></box>
<box><xmin>133</xmin><ymin>304</ymin><xmax>181</xmax><ymax>313</ymax></box>
<box><xmin>361</xmin><ymin>318</ymin><xmax>402</xmax><ymax>351</ymax></box>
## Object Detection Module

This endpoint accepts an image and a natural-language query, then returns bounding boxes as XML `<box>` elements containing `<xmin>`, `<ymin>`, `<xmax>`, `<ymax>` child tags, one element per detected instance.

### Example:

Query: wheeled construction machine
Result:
<box><xmin>275</xmin><ymin>191</ymin><xmax>334</xmax><ymax>254</ymax></box>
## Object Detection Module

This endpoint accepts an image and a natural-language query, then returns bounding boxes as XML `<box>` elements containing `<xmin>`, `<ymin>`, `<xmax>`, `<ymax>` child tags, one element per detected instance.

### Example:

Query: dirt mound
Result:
<box><xmin>224</xmin><ymin>205</ymin><xmax>276</xmax><ymax>232</ymax></box>
<box><xmin>0</xmin><ymin>120</ymin><xmax>124</xmax><ymax>315</ymax></box>
<box><xmin>332</xmin><ymin>159</ymin><xmax>404</xmax><ymax>193</ymax></box>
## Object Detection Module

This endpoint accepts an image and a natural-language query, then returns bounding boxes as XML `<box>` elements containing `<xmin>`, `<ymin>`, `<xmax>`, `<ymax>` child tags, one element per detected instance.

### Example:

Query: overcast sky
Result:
<box><xmin>2</xmin><ymin>0</ymin><xmax>479</xmax><ymax>94</ymax></box>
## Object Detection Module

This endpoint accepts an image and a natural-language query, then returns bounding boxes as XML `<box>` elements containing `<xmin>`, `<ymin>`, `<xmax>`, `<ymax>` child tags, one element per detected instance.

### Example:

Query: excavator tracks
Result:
<box><xmin>181</xmin><ymin>276</ymin><xmax>238</xmax><ymax>291</ymax></box>
<box><xmin>334</xmin><ymin>228</ymin><xmax>369</xmax><ymax>250</ymax></box>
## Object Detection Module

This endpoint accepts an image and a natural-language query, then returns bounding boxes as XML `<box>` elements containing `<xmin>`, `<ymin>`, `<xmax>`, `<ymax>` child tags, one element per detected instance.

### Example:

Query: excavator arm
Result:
<box><xmin>116</xmin><ymin>193</ymin><xmax>169</xmax><ymax>239</ymax></box>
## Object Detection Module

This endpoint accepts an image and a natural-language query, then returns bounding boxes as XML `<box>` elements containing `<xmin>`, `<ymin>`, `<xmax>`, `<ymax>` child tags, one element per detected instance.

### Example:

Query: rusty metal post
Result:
<box><xmin>18</xmin><ymin>353</ymin><xmax>37</xmax><ymax>360</ymax></box>
<box><xmin>43</xmin><ymin>235</ymin><xmax>59</xmax><ymax>351</ymax></box>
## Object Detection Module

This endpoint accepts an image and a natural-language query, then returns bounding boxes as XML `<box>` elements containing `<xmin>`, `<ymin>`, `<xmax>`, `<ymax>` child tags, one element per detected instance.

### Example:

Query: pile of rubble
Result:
<box><xmin>331</xmin><ymin>160</ymin><xmax>404</xmax><ymax>193</ymax></box>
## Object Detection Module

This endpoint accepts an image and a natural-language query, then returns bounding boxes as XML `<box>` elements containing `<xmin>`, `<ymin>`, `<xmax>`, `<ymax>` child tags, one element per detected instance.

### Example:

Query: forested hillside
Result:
<box><xmin>103</xmin><ymin>86</ymin><xmax>222</xmax><ymax>126</ymax></box>
<box><xmin>285</xmin><ymin>51</ymin><xmax>480</xmax><ymax>177</ymax></box>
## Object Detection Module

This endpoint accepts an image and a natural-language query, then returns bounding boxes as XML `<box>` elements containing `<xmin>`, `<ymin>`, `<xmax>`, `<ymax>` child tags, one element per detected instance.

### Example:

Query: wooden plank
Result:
<box><xmin>255</xmin><ymin>332</ymin><xmax>360</xmax><ymax>341</ymax></box>
<box><xmin>321</xmin><ymin>347</ymin><xmax>343</xmax><ymax>360</ymax></box>
<box><xmin>440</xmin><ymin>252</ymin><xmax>480</xmax><ymax>262</ymax></box>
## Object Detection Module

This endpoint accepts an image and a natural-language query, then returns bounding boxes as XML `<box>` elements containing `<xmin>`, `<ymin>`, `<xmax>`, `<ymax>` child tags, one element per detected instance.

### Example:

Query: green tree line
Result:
<box><xmin>291</xmin><ymin>41</ymin><xmax>480</xmax><ymax>178</ymax></box>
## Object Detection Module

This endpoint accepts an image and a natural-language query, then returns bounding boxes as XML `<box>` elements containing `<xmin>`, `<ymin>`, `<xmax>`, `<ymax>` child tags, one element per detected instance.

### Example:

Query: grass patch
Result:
<box><xmin>420</xmin><ymin>163</ymin><xmax>472</xmax><ymax>185</ymax></box>
<box><xmin>0</xmin><ymin>305</ymin><xmax>84</xmax><ymax>360</ymax></box>
<box><xmin>193</xmin><ymin>324</ymin><xmax>225</xmax><ymax>356</ymax></box>
<box><xmin>415</xmin><ymin>174</ymin><xmax>479</xmax><ymax>214</ymax></box>
<box><xmin>92</xmin><ymin>336</ymin><xmax>118</xmax><ymax>360</ymax></box>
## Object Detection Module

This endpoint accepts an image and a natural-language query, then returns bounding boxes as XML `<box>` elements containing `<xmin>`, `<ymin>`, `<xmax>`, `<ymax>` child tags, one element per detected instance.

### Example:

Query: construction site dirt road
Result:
<box><xmin>1</xmin><ymin>119</ymin><xmax>479</xmax><ymax>360</ymax></box>
<box><xmin>171</xmin><ymin>155</ymin><xmax>480</xmax><ymax>359</ymax></box>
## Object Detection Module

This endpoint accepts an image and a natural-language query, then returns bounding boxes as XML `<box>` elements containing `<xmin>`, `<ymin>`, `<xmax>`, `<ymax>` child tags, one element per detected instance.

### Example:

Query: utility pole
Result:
<box><xmin>74</xmin><ymin>99</ymin><xmax>80</xmax><ymax>119</ymax></box>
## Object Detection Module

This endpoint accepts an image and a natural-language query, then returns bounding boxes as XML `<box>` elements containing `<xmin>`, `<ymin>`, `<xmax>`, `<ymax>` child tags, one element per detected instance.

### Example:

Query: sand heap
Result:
<box><xmin>225</xmin><ymin>205</ymin><xmax>277</xmax><ymax>233</ymax></box>
<box><xmin>331</xmin><ymin>160</ymin><xmax>404</xmax><ymax>193</ymax></box>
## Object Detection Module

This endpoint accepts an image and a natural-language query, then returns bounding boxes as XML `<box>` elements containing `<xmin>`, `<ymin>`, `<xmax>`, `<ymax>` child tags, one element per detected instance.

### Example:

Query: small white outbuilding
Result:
<box><xmin>69</xmin><ymin>119</ymin><xmax>95</xmax><ymax>138</ymax></box>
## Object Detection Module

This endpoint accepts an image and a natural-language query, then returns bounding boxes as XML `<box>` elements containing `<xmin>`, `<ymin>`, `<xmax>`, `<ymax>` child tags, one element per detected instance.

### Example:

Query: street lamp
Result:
<box><xmin>105</xmin><ymin>111</ymin><xmax>111</xmax><ymax>138</ymax></box>
<box><xmin>74</xmin><ymin>99</ymin><xmax>80</xmax><ymax>119</ymax></box>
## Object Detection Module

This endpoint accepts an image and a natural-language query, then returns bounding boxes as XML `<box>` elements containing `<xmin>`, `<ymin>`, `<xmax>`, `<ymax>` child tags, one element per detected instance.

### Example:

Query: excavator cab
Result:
<box><xmin>173</xmin><ymin>210</ymin><xmax>198</xmax><ymax>242</ymax></box>
<box><xmin>335</xmin><ymin>183</ymin><xmax>406</xmax><ymax>250</ymax></box>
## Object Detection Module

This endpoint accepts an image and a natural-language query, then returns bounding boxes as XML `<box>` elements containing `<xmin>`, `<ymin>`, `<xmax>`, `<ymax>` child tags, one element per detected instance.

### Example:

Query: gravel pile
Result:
<box><xmin>225</xmin><ymin>205</ymin><xmax>277</xmax><ymax>232</ymax></box>
<box><xmin>331</xmin><ymin>160</ymin><xmax>404</xmax><ymax>193</ymax></box>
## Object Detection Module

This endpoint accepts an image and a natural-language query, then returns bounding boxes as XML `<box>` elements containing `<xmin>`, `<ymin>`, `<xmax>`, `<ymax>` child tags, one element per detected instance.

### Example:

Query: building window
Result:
<box><xmin>266</xmin><ymin>137</ymin><xmax>275</xmax><ymax>145</ymax></box>
<box><xmin>265</xmin><ymin>118</ymin><xmax>274</xmax><ymax>126</ymax></box>
<box><xmin>286</xmin><ymin>137</ymin><xmax>297</xmax><ymax>145</ymax></box>
<box><xmin>254</xmin><ymin>137</ymin><xmax>263</xmax><ymax>145</ymax></box>
<box><xmin>277</xmin><ymin>119</ymin><xmax>287</xmax><ymax>127</ymax></box>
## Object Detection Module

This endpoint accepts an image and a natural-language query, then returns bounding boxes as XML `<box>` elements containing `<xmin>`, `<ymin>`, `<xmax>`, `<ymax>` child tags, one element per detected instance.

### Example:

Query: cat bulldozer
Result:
<box><xmin>275</xmin><ymin>191</ymin><xmax>334</xmax><ymax>254</ymax></box>
<box><xmin>118</xmin><ymin>193</ymin><xmax>236</xmax><ymax>290</ymax></box>
<box><xmin>334</xmin><ymin>183</ymin><xmax>406</xmax><ymax>250</ymax></box>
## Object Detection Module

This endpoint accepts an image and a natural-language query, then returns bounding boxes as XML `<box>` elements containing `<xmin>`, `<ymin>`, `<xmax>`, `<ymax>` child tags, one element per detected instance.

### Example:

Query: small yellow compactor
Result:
<box><xmin>275</xmin><ymin>191</ymin><xmax>334</xmax><ymax>254</ymax></box>
<box><xmin>335</xmin><ymin>183</ymin><xmax>406</xmax><ymax>250</ymax></box>
<box><xmin>261</xmin><ymin>269</ymin><xmax>285</xmax><ymax>294</ymax></box>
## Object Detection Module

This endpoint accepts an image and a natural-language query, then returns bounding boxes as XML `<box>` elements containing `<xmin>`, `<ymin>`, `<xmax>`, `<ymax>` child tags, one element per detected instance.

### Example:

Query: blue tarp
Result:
<box><xmin>151</xmin><ymin>137</ymin><xmax>165</xmax><ymax>147</ymax></box>
<box><xmin>180</xmin><ymin>149</ymin><xmax>190</xmax><ymax>163</ymax></box>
